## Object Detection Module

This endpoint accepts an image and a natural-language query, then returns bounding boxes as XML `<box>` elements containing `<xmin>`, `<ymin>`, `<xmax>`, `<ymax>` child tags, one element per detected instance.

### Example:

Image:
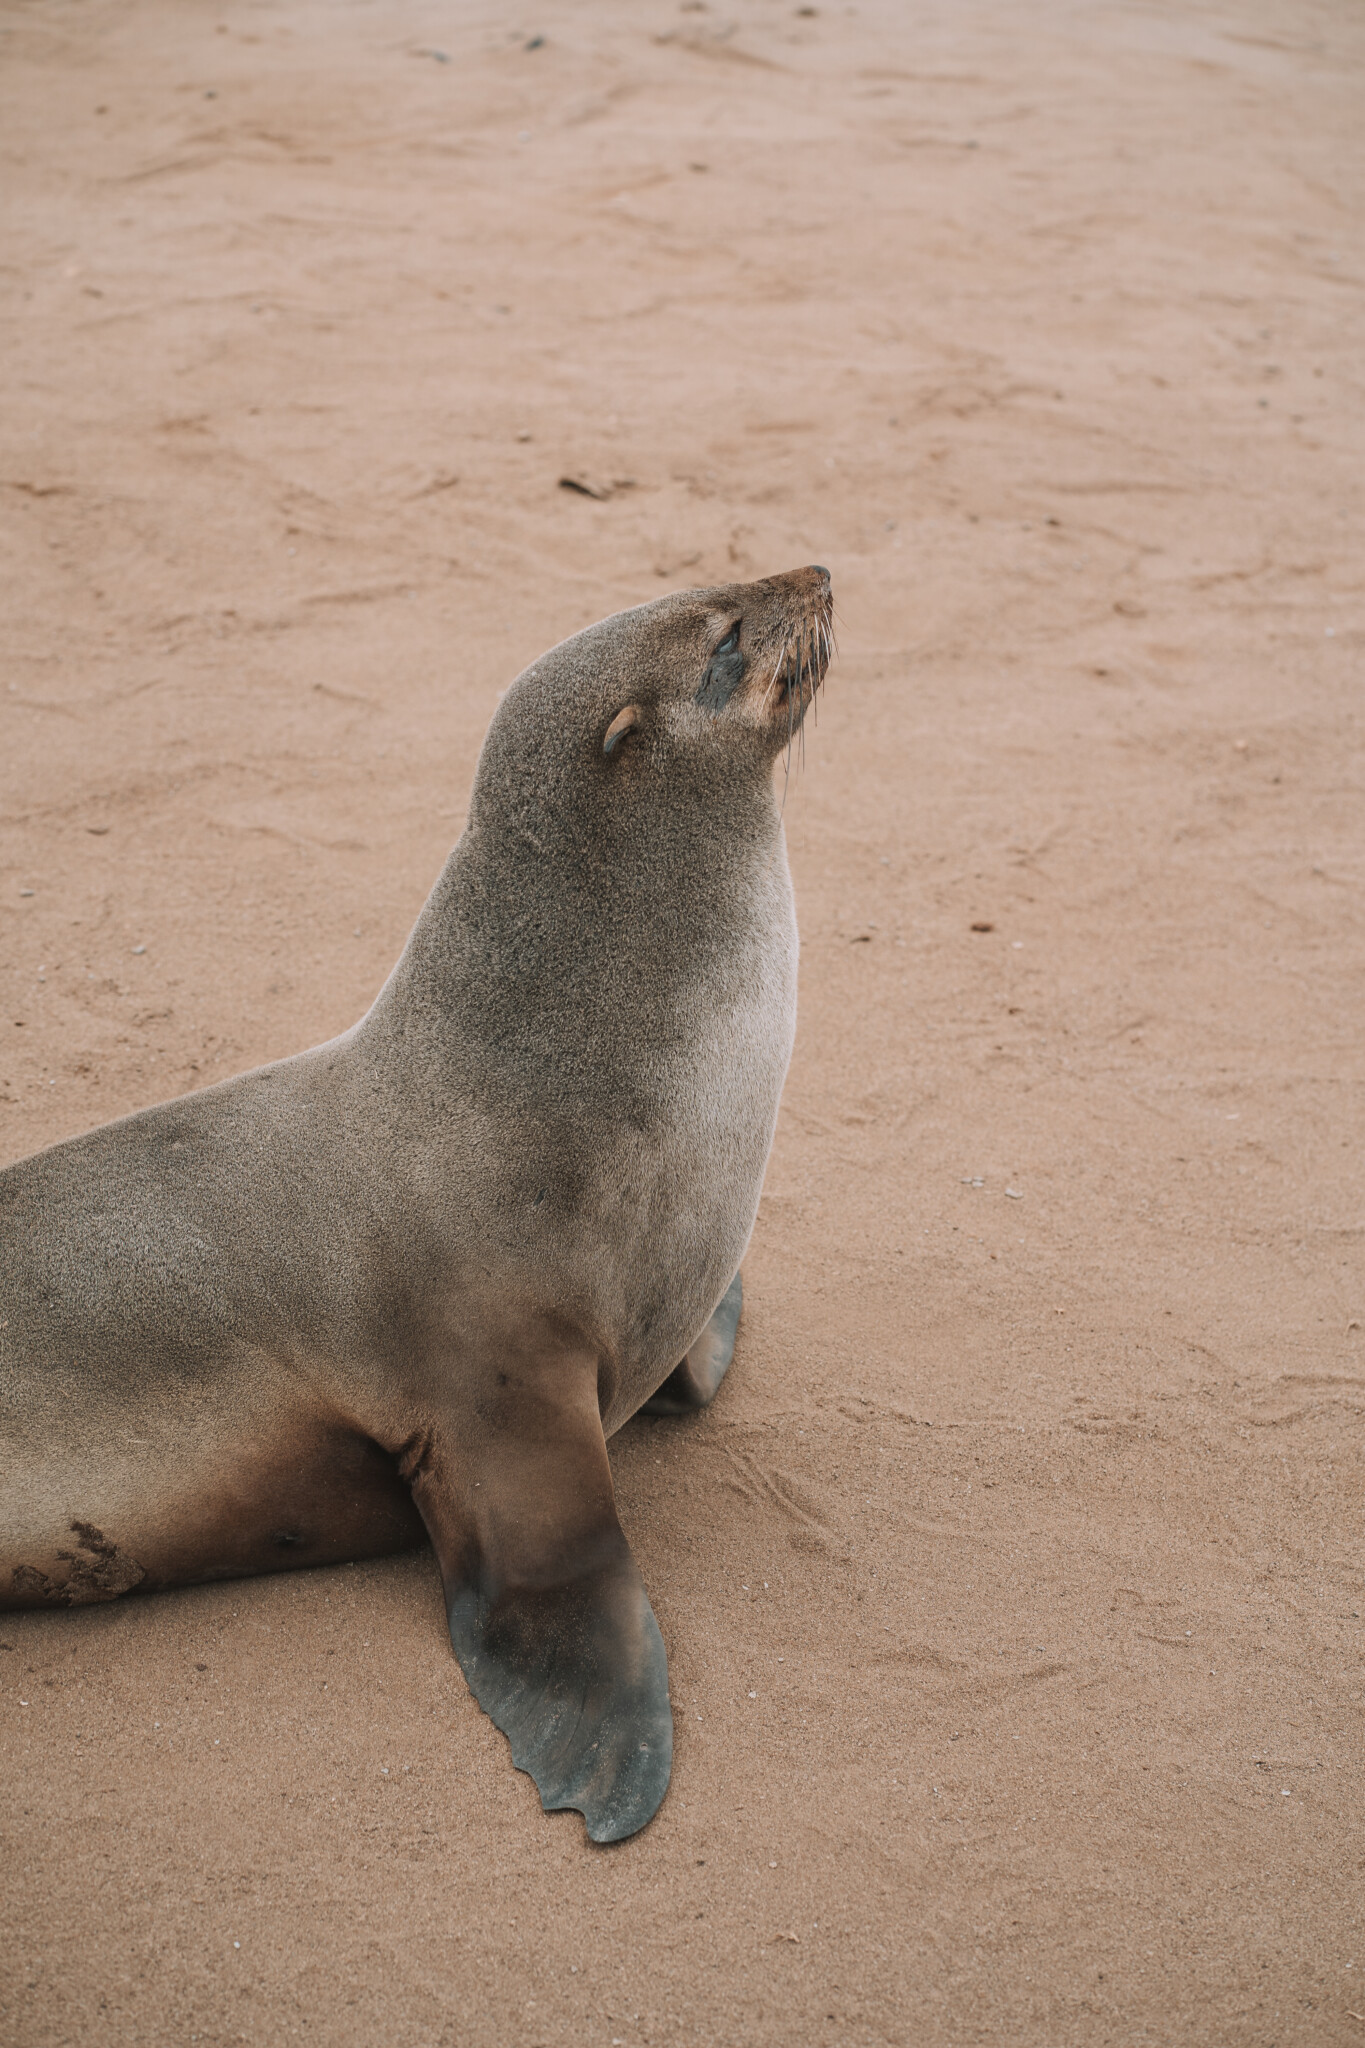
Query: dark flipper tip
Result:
<box><xmin>642</xmin><ymin>1271</ymin><xmax>743</xmax><ymax>1417</ymax></box>
<box><xmin>448</xmin><ymin>1566</ymin><xmax>672</xmax><ymax>1844</ymax></box>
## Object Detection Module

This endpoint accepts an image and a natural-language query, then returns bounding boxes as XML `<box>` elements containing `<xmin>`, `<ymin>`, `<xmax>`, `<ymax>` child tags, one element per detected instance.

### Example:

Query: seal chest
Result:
<box><xmin>0</xmin><ymin>565</ymin><xmax>835</xmax><ymax>1843</ymax></box>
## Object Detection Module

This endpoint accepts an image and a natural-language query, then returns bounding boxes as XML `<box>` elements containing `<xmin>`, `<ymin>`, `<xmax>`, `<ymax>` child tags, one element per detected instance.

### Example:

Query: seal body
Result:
<box><xmin>0</xmin><ymin>565</ymin><xmax>833</xmax><ymax>1841</ymax></box>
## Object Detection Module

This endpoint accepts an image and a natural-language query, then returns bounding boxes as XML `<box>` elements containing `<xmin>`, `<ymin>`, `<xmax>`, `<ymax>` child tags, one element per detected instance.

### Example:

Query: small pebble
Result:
<box><xmin>1005</xmin><ymin>1187</ymin><xmax>1023</xmax><ymax>1199</ymax></box>
<box><xmin>132</xmin><ymin>945</ymin><xmax>146</xmax><ymax>955</ymax></box>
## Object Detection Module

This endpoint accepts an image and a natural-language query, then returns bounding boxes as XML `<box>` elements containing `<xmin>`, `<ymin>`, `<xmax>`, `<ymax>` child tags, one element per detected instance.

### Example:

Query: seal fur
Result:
<box><xmin>0</xmin><ymin>564</ymin><xmax>833</xmax><ymax>1842</ymax></box>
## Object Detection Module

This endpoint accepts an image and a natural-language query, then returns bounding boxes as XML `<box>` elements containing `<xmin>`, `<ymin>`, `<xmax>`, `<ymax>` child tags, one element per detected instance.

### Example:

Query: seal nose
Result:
<box><xmin>769</xmin><ymin>563</ymin><xmax>830</xmax><ymax>594</ymax></box>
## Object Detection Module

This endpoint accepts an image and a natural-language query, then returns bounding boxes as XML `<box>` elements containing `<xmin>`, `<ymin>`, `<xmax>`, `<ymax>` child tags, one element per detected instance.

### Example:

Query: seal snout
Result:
<box><xmin>751</xmin><ymin>564</ymin><xmax>834</xmax><ymax>740</ymax></box>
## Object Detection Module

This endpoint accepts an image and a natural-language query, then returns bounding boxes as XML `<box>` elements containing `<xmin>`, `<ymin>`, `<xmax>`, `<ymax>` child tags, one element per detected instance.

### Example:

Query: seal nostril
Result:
<box><xmin>811</xmin><ymin>565</ymin><xmax>830</xmax><ymax>580</ymax></box>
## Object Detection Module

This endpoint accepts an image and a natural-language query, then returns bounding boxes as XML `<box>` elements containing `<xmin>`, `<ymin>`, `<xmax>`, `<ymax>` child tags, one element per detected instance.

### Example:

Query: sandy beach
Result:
<box><xmin>2</xmin><ymin>1</ymin><xmax>1363</xmax><ymax>2042</ymax></box>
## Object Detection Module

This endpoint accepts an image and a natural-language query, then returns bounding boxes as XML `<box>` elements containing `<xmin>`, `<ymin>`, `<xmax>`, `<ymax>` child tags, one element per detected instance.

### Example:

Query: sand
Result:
<box><xmin>2</xmin><ymin>1</ymin><xmax>1363</xmax><ymax>2042</ymax></box>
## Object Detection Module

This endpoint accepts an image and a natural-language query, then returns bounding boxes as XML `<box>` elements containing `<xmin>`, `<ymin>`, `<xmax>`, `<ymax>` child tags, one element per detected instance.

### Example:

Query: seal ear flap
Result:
<box><xmin>603</xmin><ymin>704</ymin><xmax>643</xmax><ymax>755</ymax></box>
<box><xmin>404</xmin><ymin>1353</ymin><xmax>672</xmax><ymax>1843</ymax></box>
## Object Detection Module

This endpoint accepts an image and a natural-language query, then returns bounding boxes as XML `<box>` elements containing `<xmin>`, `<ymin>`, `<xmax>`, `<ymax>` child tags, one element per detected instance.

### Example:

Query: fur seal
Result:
<box><xmin>0</xmin><ymin>564</ymin><xmax>833</xmax><ymax>1842</ymax></box>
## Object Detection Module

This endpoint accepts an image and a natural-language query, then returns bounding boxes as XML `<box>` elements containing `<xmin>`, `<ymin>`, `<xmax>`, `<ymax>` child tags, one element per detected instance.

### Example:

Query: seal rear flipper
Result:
<box><xmin>641</xmin><ymin>1270</ymin><xmax>742</xmax><ymax>1416</ymax></box>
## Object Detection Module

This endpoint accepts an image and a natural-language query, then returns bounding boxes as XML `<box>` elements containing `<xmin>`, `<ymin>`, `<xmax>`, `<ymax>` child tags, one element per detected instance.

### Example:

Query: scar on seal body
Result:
<box><xmin>12</xmin><ymin>1521</ymin><xmax>145</xmax><ymax>1605</ymax></box>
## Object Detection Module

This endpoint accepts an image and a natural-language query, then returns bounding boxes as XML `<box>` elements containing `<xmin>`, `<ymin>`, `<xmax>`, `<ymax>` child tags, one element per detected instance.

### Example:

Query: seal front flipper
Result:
<box><xmin>642</xmin><ymin>1271</ymin><xmax>743</xmax><ymax>1417</ymax></box>
<box><xmin>402</xmin><ymin>1348</ymin><xmax>671</xmax><ymax>1844</ymax></box>
<box><xmin>448</xmin><ymin>1537</ymin><xmax>669</xmax><ymax>1845</ymax></box>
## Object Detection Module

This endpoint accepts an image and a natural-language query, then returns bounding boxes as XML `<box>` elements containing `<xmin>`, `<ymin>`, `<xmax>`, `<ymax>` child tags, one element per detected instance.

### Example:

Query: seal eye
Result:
<box><xmin>603</xmin><ymin>704</ymin><xmax>643</xmax><ymax>756</ymax></box>
<box><xmin>695</xmin><ymin>621</ymin><xmax>747</xmax><ymax>713</ymax></box>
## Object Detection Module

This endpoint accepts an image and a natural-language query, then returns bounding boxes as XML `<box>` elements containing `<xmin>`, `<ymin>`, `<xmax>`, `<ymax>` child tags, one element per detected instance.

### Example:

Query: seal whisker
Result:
<box><xmin>778</xmin><ymin>635</ymin><xmax>799</xmax><ymax>810</ymax></box>
<box><xmin>794</xmin><ymin>637</ymin><xmax>805</xmax><ymax>774</ymax></box>
<box><xmin>763</xmin><ymin>643</ymin><xmax>786</xmax><ymax>712</ymax></box>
